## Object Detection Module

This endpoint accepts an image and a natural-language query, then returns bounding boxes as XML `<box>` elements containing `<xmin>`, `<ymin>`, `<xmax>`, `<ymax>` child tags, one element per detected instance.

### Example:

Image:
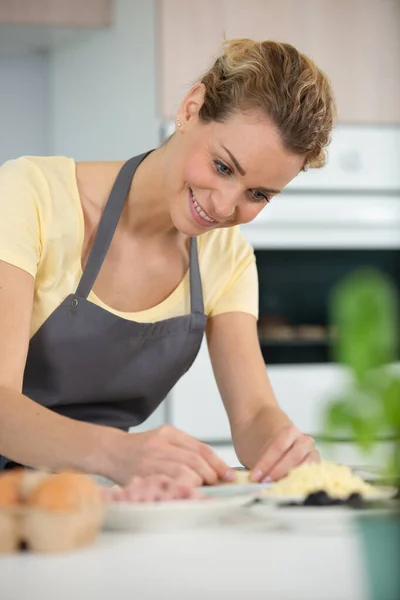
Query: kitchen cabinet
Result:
<box><xmin>158</xmin><ymin>0</ymin><xmax>400</xmax><ymax>124</ymax></box>
<box><xmin>0</xmin><ymin>0</ymin><xmax>113</xmax><ymax>58</ymax></box>
<box><xmin>0</xmin><ymin>0</ymin><xmax>111</xmax><ymax>26</ymax></box>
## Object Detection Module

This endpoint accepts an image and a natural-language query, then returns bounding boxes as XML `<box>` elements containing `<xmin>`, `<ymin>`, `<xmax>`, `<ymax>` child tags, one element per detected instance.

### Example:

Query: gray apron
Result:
<box><xmin>0</xmin><ymin>152</ymin><xmax>207</xmax><ymax>469</ymax></box>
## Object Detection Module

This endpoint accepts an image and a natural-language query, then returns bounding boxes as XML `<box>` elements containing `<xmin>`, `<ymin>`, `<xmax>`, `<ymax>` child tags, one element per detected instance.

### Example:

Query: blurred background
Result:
<box><xmin>0</xmin><ymin>0</ymin><xmax>399</xmax><ymax>467</ymax></box>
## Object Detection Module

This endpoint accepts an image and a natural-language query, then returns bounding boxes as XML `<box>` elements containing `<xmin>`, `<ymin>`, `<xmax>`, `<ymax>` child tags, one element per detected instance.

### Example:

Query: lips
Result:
<box><xmin>189</xmin><ymin>188</ymin><xmax>216</xmax><ymax>226</ymax></box>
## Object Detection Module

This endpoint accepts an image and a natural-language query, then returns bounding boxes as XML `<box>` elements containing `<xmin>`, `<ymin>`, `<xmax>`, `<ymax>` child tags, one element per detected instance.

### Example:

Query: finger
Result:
<box><xmin>113</xmin><ymin>476</ymin><xmax>169</xmax><ymax>503</ymax></box>
<box><xmin>173</xmin><ymin>480</ymin><xmax>203</xmax><ymax>500</ymax></box>
<box><xmin>158</xmin><ymin>426</ymin><xmax>234</xmax><ymax>482</ymax></box>
<box><xmin>102</xmin><ymin>482</ymin><xmax>139</xmax><ymax>503</ymax></box>
<box><xmin>197</xmin><ymin>443</ymin><xmax>236</xmax><ymax>483</ymax></box>
<box><xmin>299</xmin><ymin>449</ymin><xmax>321</xmax><ymax>467</ymax></box>
<box><xmin>148</xmin><ymin>447</ymin><xmax>223</xmax><ymax>486</ymax></box>
<box><xmin>268</xmin><ymin>436</ymin><xmax>316</xmax><ymax>481</ymax></box>
<box><xmin>141</xmin><ymin>475</ymin><xmax>186</xmax><ymax>502</ymax></box>
<box><xmin>138</xmin><ymin>478</ymin><xmax>169</xmax><ymax>502</ymax></box>
<box><xmin>122</xmin><ymin>475</ymin><xmax>202</xmax><ymax>502</ymax></box>
<box><xmin>124</xmin><ymin>477</ymin><xmax>148</xmax><ymax>502</ymax></box>
<box><xmin>250</xmin><ymin>426</ymin><xmax>300</xmax><ymax>482</ymax></box>
<box><xmin>137</xmin><ymin>459</ymin><xmax>203</xmax><ymax>488</ymax></box>
<box><xmin>138</xmin><ymin>475</ymin><xmax>201</xmax><ymax>502</ymax></box>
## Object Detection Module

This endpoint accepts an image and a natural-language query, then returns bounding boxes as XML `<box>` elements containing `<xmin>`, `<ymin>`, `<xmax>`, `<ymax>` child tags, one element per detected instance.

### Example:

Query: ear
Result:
<box><xmin>176</xmin><ymin>83</ymin><xmax>206</xmax><ymax>127</ymax></box>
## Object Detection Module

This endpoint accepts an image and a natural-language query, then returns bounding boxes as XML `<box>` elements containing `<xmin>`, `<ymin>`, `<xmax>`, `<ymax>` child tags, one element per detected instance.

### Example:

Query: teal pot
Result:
<box><xmin>355</xmin><ymin>508</ymin><xmax>400</xmax><ymax>600</ymax></box>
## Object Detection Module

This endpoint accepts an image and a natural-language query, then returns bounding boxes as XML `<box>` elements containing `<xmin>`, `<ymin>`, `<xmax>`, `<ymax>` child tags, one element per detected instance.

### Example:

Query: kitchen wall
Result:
<box><xmin>49</xmin><ymin>0</ymin><xmax>159</xmax><ymax>160</ymax></box>
<box><xmin>0</xmin><ymin>54</ymin><xmax>49</xmax><ymax>165</ymax></box>
<box><xmin>0</xmin><ymin>0</ymin><xmax>159</xmax><ymax>163</ymax></box>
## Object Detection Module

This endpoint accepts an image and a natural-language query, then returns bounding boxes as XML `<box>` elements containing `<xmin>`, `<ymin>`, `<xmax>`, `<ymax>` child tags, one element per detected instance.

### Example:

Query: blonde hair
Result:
<box><xmin>198</xmin><ymin>39</ymin><xmax>336</xmax><ymax>170</ymax></box>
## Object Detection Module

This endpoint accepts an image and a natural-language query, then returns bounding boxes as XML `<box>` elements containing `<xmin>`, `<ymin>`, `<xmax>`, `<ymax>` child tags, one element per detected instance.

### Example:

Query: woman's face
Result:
<box><xmin>164</xmin><ymin>87</ymin><xmax>305</xmax><ymax>237</ymax></box>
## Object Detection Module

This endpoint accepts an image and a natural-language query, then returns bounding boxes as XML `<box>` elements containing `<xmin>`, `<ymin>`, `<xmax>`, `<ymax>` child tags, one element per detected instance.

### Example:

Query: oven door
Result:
<box><xmin>244</xmin><ymin>193</ymin><xmax>400</xmax><ymax>366</ymax></box>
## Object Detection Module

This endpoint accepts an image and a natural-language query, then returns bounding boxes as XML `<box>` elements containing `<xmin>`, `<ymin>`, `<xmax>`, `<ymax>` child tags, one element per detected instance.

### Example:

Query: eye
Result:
<box><xmin>213</xmin><ymin>160</ymin><xmax>233</xmax><ymax>176</ymax></box>
<box><xmin>248</xmin><ymin>189</ymin><xmax>270</xmax><ymax>203</ymax></box>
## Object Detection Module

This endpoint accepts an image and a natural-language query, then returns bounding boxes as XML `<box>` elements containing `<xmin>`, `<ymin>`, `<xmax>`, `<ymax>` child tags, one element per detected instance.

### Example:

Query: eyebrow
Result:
<box><xmin>221</xmin><ymin>145</ymin><xmax>281</xmax><ymax>195</ymax></box>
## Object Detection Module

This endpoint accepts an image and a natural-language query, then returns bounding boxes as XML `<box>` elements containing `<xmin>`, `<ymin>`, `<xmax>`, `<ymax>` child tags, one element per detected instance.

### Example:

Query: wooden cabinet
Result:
<box><xmin>157</xmin><ymin>0</ymin><xmax>400</xmax><ymax>124</ymax></box>
<box><xmin>0</xmin><ymin>0</ymin><xmax>113</xmax><ymax>58</ymax></box>
<box><xmin>0</xmin><ymin>0</ymin><xmax>112</xmax><ymax>27</ymax></box>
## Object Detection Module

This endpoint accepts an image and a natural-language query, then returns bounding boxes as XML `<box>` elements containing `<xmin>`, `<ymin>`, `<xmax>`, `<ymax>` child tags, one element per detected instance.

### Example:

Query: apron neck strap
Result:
<box><xmin>76</xmin><ymin>152</ymin><xmax>204</xmax><ymax>315</ymax></box>
<box><xmin>189</xmin><ymin>236</ymin><xmax>203</xmax><ymax>314</ymax></box>
<box><xmin>76</xmin><ymin>153</ymin><xmax>150</xmax><ymax>300</ymax></box>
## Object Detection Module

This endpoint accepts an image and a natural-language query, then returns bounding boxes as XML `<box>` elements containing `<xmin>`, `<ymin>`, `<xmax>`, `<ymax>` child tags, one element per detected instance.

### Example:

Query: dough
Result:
<box><xmin>224</xmin><ymin>470</ymin><xmax>251</xmax><ymax>485</ymax></box>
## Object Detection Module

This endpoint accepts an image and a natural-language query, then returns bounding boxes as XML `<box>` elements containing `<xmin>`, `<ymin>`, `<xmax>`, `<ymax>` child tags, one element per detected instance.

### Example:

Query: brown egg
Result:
<box><xmin>25</xmin><ymin>472</ymin><xmax>102</xmax><ymax>511</ymax></box>
<box><xmin>0</xmin><ymin>469</ymin><xmax>25</xmax><ymax>508</ymax></box>
<box><xmin>0</xmin><ymin>470</ymin><xmax>25</xmax><ymax>553</ymax></box>
<box><xmin>22</xmin><ymin>472</ymin><xmax>104</xmax><ymax>552</ymax></box>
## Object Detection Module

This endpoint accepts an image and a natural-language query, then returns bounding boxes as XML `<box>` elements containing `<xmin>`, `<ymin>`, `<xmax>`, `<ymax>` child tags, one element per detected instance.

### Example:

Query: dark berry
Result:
<box><xmin>304</xmin><ymin>490</ymin><xmax>333</xmax><ymax>506</ymax></box>
<box><xmin>347</xmin><ymin>492</ymin><xmax>365</xmax><ymax>509</ymax></box>
<box><xmin>331</xmin><ymin>497</ymin><xmax>346</xmax><ymax>505</ymax></box>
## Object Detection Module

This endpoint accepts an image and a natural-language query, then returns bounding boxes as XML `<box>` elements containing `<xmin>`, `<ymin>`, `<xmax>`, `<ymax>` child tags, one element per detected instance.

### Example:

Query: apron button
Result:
<box><xmin>71</xmin><ymin>298</ymin><xmax>79</xmax><ymax>307</ymax></box>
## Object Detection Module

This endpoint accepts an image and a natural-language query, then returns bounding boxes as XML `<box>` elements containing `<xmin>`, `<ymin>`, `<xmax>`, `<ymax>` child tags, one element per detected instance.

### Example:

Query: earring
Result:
<box><xmin>176</xmin><ymin>117</ymin><xmax>182</xmax><ymax>128</ymax></box>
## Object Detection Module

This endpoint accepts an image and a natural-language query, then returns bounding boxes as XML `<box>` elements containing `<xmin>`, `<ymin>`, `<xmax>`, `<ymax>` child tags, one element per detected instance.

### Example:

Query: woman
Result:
<box><xmin>0</xmin><ymin>38</ymin><xmax>335</xmax><ymax>499</ymax></box>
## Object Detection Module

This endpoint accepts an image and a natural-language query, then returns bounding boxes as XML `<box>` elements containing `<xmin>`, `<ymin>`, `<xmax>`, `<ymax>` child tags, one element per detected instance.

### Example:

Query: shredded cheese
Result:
<box><xmin>261</xmin><ymin>460</ymin><xmax>377</xmax><ymax>498</ymax></box>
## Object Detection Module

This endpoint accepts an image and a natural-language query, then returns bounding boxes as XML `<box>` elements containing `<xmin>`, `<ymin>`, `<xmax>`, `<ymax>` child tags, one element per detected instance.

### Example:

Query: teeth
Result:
<box><xmin>190</xmin><ymin>189</ymin><xmax>215</xmax><ymax>223</ymax></box>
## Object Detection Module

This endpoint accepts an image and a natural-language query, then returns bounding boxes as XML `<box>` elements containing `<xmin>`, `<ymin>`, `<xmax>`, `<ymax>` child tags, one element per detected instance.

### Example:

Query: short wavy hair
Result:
<box><xmin>198</xmin><ymin>38</ymin><xmax>336</xmax><ymax>170</ymax></box>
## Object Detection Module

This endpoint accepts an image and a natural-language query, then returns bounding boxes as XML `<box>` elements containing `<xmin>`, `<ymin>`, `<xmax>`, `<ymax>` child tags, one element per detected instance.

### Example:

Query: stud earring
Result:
<box><xmin>176</xmin><ymin>117</ymin><xmax>182</xmax><ymax>128</ymax></box>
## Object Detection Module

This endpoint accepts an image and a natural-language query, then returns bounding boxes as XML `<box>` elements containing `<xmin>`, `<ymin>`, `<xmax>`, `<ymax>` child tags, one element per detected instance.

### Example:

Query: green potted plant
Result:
<box><xmin>324</xmin><ymin>268</ymin><xmax>400</xmax><ymax>600</ymax></box>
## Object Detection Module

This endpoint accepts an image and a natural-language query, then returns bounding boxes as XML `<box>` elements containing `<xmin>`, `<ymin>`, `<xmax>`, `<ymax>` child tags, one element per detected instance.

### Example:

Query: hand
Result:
<box><xmin>100</xmin><ymin>475</ymin><xmax>203</xmax><ymax>503</ymax></box>
<box><xmin>110</xmin><ymin>425</ymin><xmax>235</xmax><ymax>487</ymax></box>
<box><xmin>250</xmin><ymin>425</ymin><xmax>320</xmax><ymax>482</ymax></box>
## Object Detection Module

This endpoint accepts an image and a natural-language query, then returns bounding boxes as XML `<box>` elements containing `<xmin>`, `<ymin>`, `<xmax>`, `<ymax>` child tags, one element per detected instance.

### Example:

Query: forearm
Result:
<box><xmin>0</xmin><ymin>385</ymin><xmax>125</xmax><ymax>479</ymax></box>
<box><xmin>232</xmin><ymin>403</ymin><xmax>293</xmax><ymax>469</ymax></box>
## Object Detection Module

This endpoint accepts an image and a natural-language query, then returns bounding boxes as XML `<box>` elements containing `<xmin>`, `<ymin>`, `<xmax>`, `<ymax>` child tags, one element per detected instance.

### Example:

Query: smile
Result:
<box><xmin>189</xmin><ymin>188</ymin><xmax>215</xmax><ymax>224</ymax></box>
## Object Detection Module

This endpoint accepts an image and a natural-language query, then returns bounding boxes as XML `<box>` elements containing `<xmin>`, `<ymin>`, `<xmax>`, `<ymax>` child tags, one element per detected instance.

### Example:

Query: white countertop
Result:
<box><xmin>0</xmin><ymin>525</ymin><xmax>368</xmax><ymax>600</ymax></box>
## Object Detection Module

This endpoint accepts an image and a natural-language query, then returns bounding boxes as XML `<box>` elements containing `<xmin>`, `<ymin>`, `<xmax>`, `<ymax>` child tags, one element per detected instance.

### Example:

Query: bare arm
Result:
<box><xmin>0</xmin><ymin>260</ymin><xmax>123</xmax><ymax>475</ymax></box>
<box><xmin>207</xmin><ymin>312</ymin><xmax>317</xmax><ymax>479</ymax></box>
<box><xmin>207</xmin><ymin>312</ymin><xmax>291</xmax><ymax>466</ymax></box>
<box><xmin>0</xmin><ymin>260</ymin><xmax>231</xmax><ymax>486</ymax></box>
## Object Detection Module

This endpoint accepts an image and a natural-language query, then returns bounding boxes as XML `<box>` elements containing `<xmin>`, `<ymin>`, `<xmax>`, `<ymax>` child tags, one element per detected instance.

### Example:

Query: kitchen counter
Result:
<box><xmin>0</xmin><ymin>524</ymin><xmax>368</xmax><ymax>600</ymax></box>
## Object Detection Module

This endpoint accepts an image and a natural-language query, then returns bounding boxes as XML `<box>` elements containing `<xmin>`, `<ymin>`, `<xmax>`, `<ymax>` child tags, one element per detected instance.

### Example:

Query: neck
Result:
<box><xmin>121</xmin><ymin>144</ymin><xmax>176</xmax><ymax>240</ymax></box>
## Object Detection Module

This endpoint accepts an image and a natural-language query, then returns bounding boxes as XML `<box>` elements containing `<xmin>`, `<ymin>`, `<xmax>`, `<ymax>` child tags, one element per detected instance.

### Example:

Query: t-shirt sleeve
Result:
<box><xmin>208</xmin><ymin>228</ymin><xmax>259</xmax><ymax>319</ymax></box>
<box><xmin>0</xmin><ymin>158</ymin><xmax>42</xmax><ymax>278</ymax></box>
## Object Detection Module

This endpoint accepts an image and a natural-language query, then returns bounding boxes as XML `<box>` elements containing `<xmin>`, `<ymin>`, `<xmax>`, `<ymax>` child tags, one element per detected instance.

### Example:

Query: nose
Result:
<box><xmin>212</xmin><ymin>188</ymin><xmax>240</xmax><ymax>220</ymax></box>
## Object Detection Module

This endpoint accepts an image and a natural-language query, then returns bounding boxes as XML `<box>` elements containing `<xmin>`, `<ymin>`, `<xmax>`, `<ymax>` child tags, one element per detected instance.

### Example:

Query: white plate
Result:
<box><xmin>200</xmin><ymin>483</ymin><xmax>271</xmax><ymax>499</ymax></box>
<box><xmin>249</xmin><ymin>503</ymin><xmax>357</xmax><ymax>533</ymax></box>
<box><xmin>103</xmin><ymin>495</ymin><xmax>257</xmax><ymax>532</ymax></box>
<box><xmin>250</xmin><ymin>502</ymin><xmax>399</xmax><ymax>534</ymax></box>
<box><xmin>256</xmin><ymin>486</ymin><xmax>397</xmax><ymax>505</ymax></box>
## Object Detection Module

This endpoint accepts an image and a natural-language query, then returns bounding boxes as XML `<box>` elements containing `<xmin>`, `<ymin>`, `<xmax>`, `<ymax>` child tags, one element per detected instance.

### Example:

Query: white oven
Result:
<box><xmin>164</xmin><ymin>125</ymin><xmax>400</xmax><ymax>466</ymax></box>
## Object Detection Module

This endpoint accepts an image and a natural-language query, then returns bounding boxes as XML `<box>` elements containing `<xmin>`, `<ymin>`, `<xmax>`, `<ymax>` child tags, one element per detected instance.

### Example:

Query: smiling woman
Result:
<box><xmin>0</xmin><ymin>38</ymin><xmax>335</xmax><ymax>496</ymax></box>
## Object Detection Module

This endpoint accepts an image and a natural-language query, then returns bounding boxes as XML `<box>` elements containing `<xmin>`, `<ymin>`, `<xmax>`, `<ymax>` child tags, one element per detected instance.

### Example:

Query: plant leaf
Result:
<box><xmin>330</xmin><ymin>269</ymin><xmax>398</xmax><ymax>382</ymax></box>
<box><xmin>382</xmin><ymin>376</ymin><xmax>400</xmax><ymax>430</ymax></box>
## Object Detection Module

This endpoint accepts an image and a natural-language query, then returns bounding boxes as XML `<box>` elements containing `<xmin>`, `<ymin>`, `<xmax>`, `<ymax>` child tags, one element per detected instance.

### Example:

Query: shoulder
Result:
<box><xmin>198</xmin><ymin>227</ymin><xmax>258</xmax><ymax>319</ymax></box>
<box><xmin>198</xmin><ymin>225</ymin><xmax>255</xmax><ymax>269</ymax></box>
<box><xmin>0</xmin><ymin>155</ymin><xmax>75</xmax><ymax>198</ymax></box>
<box><xmin>0</xmin><ymin>155</ymin><xmax>72</xmax><ymax>178</ymax></box>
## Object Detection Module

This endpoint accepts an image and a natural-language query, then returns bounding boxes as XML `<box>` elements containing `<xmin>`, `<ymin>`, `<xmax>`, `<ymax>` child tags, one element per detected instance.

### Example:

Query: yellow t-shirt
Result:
<box><xmin>0</xmin><ymin>156</ymin><xmax>258</xmax><ymax>338</ymax></box>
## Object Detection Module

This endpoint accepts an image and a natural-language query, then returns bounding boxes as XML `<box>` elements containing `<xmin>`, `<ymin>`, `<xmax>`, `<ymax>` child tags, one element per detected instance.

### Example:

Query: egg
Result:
<box><xmin>0</xmin><ymin>470</ymin><xmax>25</xmax><ymax>553</ymax></box>
<box><xmin>0</xmin><ymin>469</ymin><xmax>104</xmax><ymax>553</ymax></box>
